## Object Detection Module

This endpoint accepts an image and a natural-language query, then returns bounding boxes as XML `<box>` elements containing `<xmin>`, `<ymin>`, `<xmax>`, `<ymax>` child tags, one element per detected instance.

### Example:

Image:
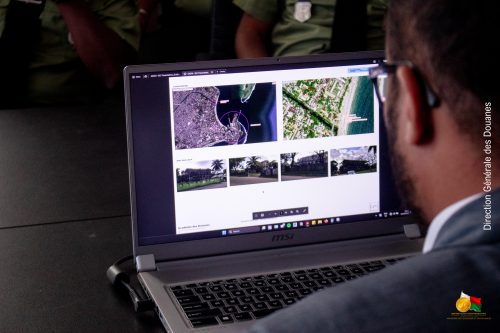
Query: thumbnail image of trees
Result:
<box><xmin>176</xmin><ymin>159</ymin><xmax>227</xmax><ymax>192</ymax></box>
<box><xmin>229</xmin><ymin>155</ymin><xmax>279</xmax><ymax>186</ymax></box>
<box><xmin>280</xmin><ymin>150</ymin><xmax>328</xmax><ymax>181</ymax></box>
<box><xmin>282</xmin><ymin>76</ymin><xmax>373</xmax><ymax>140</ymax></box>
<box><xmin>330</xmin><ymin>146</ymin><xmax>377</xmax><ymax>176</ymax></box>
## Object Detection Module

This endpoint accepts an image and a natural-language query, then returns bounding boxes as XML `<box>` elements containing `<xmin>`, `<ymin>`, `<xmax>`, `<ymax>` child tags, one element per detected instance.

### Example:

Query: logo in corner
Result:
<box><xmin>456</xmin><ymin>291</ymin><xmax>481</xmax><ymax>313</ymax></box>
<box><xmin>447</xmin><ymin>291</ymin><xmax>491</xmax><ymax>320</ymax></box>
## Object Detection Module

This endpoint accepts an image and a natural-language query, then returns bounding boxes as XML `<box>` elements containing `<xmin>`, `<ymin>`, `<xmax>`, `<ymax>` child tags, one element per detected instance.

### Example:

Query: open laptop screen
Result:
<box><xmin>126</xmin><ymin>53</ymin><xmax>409</xmax><ymax>247</ymax></box>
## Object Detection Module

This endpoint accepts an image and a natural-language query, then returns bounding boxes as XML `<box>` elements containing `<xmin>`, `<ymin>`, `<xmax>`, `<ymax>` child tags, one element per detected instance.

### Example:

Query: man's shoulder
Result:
<box><xmin>434</xmin><ymin>191</ymin><xmax>500</xmax><ymax>251</ymax></box>
<box><xmin>248</xmin><ymin>244</ymin><xmax>500</xmax><ymax>333</ymax></box>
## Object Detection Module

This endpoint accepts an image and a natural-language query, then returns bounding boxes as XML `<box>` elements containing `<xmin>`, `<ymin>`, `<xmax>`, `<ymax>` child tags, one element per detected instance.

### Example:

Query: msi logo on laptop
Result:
<box><xmin>272</xmin><ymin>234</ymin><xmax>295</xmax><ymax>242</ymax></box>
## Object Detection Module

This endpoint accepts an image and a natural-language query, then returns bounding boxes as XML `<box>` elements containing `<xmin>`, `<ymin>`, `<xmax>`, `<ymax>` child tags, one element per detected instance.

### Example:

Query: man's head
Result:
<box><xmin>382</xmin><ymin>0</ymin><xmax>499</xmax><ymax>222</ymax></box>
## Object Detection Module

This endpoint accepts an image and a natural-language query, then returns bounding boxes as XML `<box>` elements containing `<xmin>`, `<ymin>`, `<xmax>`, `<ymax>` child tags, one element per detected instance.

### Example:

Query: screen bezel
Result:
<box><xmin>124</xmin><ymin>51</ymin><xmax>417</xmax><ymax>261</ymax></box>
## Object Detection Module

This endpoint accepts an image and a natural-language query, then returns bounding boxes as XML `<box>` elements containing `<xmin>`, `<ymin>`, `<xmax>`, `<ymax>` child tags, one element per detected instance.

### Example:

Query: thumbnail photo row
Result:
<box><xmin>172</xmin><ymin>76</ymin><xmax>374</xmax><ymax>150</ymax></box>
<box><xmin>175</xmin><ymin>146</ymin><xmax>377</xmax><ymax>192</ymax></box>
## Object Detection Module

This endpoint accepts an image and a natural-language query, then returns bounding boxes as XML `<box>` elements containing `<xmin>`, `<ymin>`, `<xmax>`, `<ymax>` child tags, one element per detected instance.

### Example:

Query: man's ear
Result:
<box><xmin>396</xmin><ymin>66</ymin><xmax>430</xmax><ymax>144</ymax></box>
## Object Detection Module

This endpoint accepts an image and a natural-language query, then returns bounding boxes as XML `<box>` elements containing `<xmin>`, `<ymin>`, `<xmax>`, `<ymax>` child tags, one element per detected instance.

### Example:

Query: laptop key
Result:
<box><xmin>239</xmin><ymin>282</ymin><xmax>253</xmax><ymax>289</ymax></box>
<box><xmin>252</xmin><ymin>309</ymin><xmax>276</xmax><ymax>319</ymax></box>
<box><xmin>223</xmin><ymin>306</ymin><xmax>238</xmax><ymax>314</ymax></box>
<box><xmin>275</xmin><ymin>284</ymin><xmax>289</xmax><ymax>292</ymax></box>
<box><xmin>268</xmin><ymin>278</ymin><xmax>280</xmax><ymax>285</ymax></box>
<box><xmin>210</xmin><ymin>300</ymin><xmax>224</xmax><ymax>308</ymax></box>
<box><xmin>281</xmin><ymin>276</ymin><xmax>294</xmax><ymax>283</ymax></box>
<box><xmin>261</xmin><ymin>286</ymin><xmax>274</xmax><ymax>294</ymax></box>
<box><xmin>290</xmin><ymin>282</ymin><xmax>303</xmax><ymax>289</ymax></box>
<box><xmin>173</xmin><ymin>289</ymin><xmax>194</xmax><ymax>297</ymax></box>
<box><xmin>234</xmin><ymin>312</ymin><xmax>252</xmax><ymax>321</ymax></box>
<box><xmin>177</xmin><ymin>295</ymin><xmax>201</xmax><ymax>305</ymax></box>
<box><xmin>350</xmin><ymin>267</ymin><xmax>364</xmax><ymax>274</ymax></box>
<box><xmin>331</xmin><ymin>277</ymin><xmax>345</xmax><ymax>284</ymax></box>
<box><xmin>217</xmin><ymin>292</ymin><xmax>231</xmax><ymax>299</ymax></box>
<box><xmin>226</xmin><ymin>298</ymin><xmax>240</xmax><ymax>306</ymax></box>
<box><xmin>210</xmin><ymin>285</ymin><xmax>223</xmax><ymax>292</ymax></box>
<box><xmin>323</xmin><ymin>271</ymin><xmax>336</xmax><ymax>278</ymax></box>
<box><xmin>364</xmin><ymin>265</ymin><xmax>385</xmax><ymax>272</ymax></box>
<box><xmin>268</xmin><ymin>300</ymin><xmax>282</xmax><ymax>308</ymax></box>
<box><xmin>247</xmin><ymin>288</ymin><xmax>260</xmax><ymax>295</ymax></box>
<box><xmin>284</xmin><ymin>290</ymin><xmax>298</xmax><ymax>298</ymax></box>
<box><xmin>224</xmin><ymin>284</ymin><xmax>237</xmax><ymax>291</ymax></box>
<box><xmin>238</xmin><ymin>304</ymin><xmax>253</xmax><ymax>312</ymax></box>
<box><xmin>240</xmin><ymin>296</ymin><xmax>254</xmax><ymax>303</ymax></box>
<box><xmin>296</xmin><ymin>275</ymin><xmax>309</xmax><ymax>282</ymax></box>
<box><xmin>255</xmin><ymin>294</ymin><xmax>270</xmax><ymax>302</ymax></box>
<box><xmin>253</xmin><ymin>280</ymin><xmax>266</xmax><ymax>287</ymax></box>
<box><xmin>232</xmin><ymin>290</ymin><xmax>245</xmax><ymax>297</ymax></box>
<box><xmin>190</xmin><ymin>317</ymin><xmax>218</xmax><ymax>328</ymax></box>
<box><xmin>181</xmin><ymin>302</ymin><xmax>210</xmax><ymax>312</ymax></box>
<box><xmin>218</xmin><ymin>315</ymin><xmax>234</xmax><ymax>324</ymax></box>
<box><xmin>186</xmin><ymin>309</ymin><xmax>221</xmax><ymax>320</ymax></box>
<box><xmin>299</xmin><ymin>289</ymin><xmax>312</xmax><ymax>296</ymax></box>
<box><xmin>254</xmin><ymin>302</ymin><xmax>268</xmax><ymax>310</ymax></box>
<box><xmin>337</xmin><ymin>269</ymin><xmax>351</xmax><ymax>276</ymax></box>
<box><xmin>270</xmin><ymin>292</ymin><xmax>284</xmax><ymax>300</ymax></box>
<box><xmin>283</xmin><ymin>298</ymin><xmax>296</xmax><ymax>305</ymax></box>
<box><xmin>201</xmin><ymin>294</ymin><xmax>216</xmax><ymax>301</ymax></box>
<box><xmin>303</xmin><ymin>281</ymin><xmax>317</xmax><ymax>288</ymax></box>
<box><xmin>318</xmin><ymin>279</ymin><xmax>332</xmax><ymax>286</ymax></box>
<box><xmin>194</xmin><ymin>287</ymin><xmax>209</xmax><ymax>294</ymax></box>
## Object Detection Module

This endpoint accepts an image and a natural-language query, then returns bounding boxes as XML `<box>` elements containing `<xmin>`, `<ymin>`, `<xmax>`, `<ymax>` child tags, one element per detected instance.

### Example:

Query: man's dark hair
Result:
<box><xmin>386</xmin><ymin>0</ymin><xmax>499</xmax><ymax>144</ymax></box>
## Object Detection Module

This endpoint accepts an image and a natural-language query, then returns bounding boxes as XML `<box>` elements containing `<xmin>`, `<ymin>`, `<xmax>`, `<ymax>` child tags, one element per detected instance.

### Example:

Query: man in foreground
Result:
<box><xmin>247</xmin><ymin>0</ymin><xmax>499</xmax><ymax>331</ymax></box>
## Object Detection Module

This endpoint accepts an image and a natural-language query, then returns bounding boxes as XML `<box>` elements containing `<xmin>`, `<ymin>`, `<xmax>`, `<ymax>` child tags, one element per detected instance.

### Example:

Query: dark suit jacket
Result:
<box><xmin>247</xmin><ymin>190</ymin><xmax>499</xmax><ymax>332</ymax></box>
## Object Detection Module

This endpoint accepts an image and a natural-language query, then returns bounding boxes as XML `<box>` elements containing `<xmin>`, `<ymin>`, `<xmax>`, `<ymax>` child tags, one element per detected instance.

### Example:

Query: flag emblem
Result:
<box><xmin>456</xmin><ymin>291</ymin><xmax>482</xmax><ymax>313</ymax></box>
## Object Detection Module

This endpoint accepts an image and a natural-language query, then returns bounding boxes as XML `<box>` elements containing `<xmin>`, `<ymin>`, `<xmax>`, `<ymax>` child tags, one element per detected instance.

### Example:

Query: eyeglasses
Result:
<box><xmin>368</xmin><ymin>61</ymin><xmax>439</xmax><ymax>109</ymax></box>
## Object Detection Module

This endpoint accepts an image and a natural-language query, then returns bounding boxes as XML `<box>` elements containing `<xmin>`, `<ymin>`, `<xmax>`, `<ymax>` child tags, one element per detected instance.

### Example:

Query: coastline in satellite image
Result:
<box><xmin>282</xmin><ymin>76</ymin><xmax>374</xmax><ymax>140</ymax></box>
<box><xmin>173</xmin><ymin>83</ymin><xmax>277</xmax><ymax>150</ymax></box>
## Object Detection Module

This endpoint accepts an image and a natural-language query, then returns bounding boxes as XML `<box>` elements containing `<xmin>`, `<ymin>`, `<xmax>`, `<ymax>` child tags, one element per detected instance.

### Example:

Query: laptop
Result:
<box><xmin>123</xmin><ymin>51</ymin><xmax>424</xmax><ymax>333</ymax></box>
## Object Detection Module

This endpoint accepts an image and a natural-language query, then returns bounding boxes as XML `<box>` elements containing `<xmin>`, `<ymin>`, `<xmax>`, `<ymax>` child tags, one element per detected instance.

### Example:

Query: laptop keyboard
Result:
<box><xmin>168</xmin><ymin>257</ymin><xmax>407</xmax><ymax>328</ymax></box>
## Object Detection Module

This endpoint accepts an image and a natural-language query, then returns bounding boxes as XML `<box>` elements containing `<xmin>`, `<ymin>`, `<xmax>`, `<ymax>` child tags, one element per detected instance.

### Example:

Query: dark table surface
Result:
<box><xmin>0</xmin><ymin>102</ymin><xmax>164</xmax><ymax>332</ymax></box>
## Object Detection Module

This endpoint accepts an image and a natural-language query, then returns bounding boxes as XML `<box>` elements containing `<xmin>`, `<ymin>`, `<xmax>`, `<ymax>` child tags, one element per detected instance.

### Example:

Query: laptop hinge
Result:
<box><xmin>403</xmin><ymin>223</ymin><xmax>422</xmax><ymax>239</ymax></box>
<box><xmin>136</xmin><ymin>254</ymin><xmax>157</xmax><ymax>272</ymax></box>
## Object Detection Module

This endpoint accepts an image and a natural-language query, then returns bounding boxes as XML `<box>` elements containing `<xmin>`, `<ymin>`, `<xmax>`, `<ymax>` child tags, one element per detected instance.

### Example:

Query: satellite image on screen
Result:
<box><xmin>173</xmin><ymin>83</ymin><xmax>277</xmax><ymax>150</ymax></box>
<box><xmin>282</xmin><ymin>76</ymin><xmax>374</xmax><ymax>140</ymax></box>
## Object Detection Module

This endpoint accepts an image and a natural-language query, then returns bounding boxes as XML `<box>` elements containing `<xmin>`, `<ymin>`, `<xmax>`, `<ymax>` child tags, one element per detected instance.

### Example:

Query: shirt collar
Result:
<box><xmin>422</xmin><ymin>193</ymin><xmax>483</xmax><ymax>253</ymax></box>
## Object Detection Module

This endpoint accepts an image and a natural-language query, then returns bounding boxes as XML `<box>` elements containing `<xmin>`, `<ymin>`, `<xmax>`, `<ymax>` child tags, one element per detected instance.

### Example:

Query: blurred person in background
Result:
<box><xmin>138</xmin><ymin>0</ymin><xmax>211</xmax><ymax>64</ymax></box>
<box><xmin>0</xmin><ymin>0</ymin><xmax>139</xmax><ymax>108</ymax></box>
<box><xmin>234</xmin><ymin>0</ymin><xmax>387</xmax><ymax>58</ymax></box>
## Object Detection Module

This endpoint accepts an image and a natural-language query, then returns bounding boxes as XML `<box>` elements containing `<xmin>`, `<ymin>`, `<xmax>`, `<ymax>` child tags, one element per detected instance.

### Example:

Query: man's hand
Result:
<box><xmin>235</xmin><ymin>13</ymin><xmax>272</xmax><ymax>58</ymax></box>
<box><xmin>56</xmin><ymin>0</ymin><xmax>137</xmax><ymax>89</ymax></box>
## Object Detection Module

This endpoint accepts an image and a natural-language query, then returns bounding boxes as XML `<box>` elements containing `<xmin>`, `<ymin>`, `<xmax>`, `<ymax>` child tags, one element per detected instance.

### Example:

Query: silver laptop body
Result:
<box><xmin>123</xmin><ymin>51</ymin><xmax>424</xmax><ymax>333</ymax></box>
